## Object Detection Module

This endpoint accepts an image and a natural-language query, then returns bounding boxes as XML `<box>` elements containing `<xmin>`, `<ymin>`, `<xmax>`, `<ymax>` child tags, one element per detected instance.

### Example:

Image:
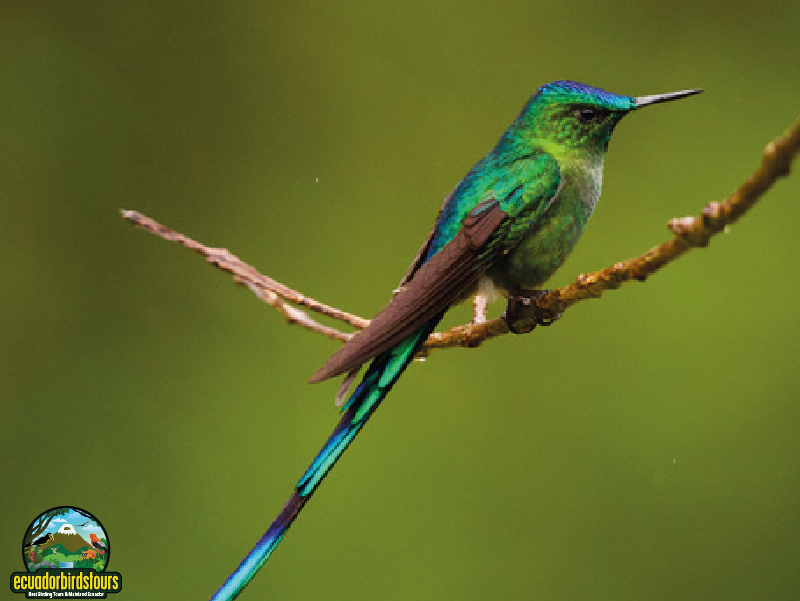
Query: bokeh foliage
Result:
<box><xmin>2</xmin><ymin>1</ymin><xmax>800</xmax><ymax>600</ymax></box>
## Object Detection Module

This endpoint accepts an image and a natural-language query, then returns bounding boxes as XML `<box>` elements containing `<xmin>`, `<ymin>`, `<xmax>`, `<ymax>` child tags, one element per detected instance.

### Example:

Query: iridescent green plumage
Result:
<box><xmin>210</xmin><ymin>80</ymin><xmax>701</xmax><ymax>600</ymax></box>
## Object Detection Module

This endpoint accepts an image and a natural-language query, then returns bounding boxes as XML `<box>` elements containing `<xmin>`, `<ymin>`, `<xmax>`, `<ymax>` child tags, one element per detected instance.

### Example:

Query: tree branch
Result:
<box><xmin>120</xmin><ymin>211</ymin><xmax>366</xmax><ymax>345</ymax></box>
<box><xmin>122</xmin><ymin>114</ymin><xmax>800</xmax><ymax>352</ymax></box>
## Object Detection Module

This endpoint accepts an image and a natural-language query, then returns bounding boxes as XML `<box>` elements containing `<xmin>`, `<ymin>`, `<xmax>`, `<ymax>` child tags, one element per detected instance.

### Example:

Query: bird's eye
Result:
<box><xmin>575</xmin><ymin>108</ymin><xmax>602</xmax><ymax>124</ymax></box>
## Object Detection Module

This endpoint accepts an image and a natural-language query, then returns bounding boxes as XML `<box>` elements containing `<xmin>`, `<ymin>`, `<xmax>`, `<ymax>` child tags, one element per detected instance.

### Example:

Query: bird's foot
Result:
<box><xmin>503</xmin><ymin>290</ymin><xmax>563</xmax><ymax>334</ymax></box>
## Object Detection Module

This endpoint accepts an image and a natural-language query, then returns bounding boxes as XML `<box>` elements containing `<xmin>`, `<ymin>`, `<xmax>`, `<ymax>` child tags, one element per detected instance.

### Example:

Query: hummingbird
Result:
<box><xmin>210</xmin><ymin>80</ymin><xmax>702</xmax><ymax>600</ymax></box>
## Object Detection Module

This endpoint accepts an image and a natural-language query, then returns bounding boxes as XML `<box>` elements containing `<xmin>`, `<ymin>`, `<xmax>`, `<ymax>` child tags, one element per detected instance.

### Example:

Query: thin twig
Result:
<box><xmin>122</xmin><ymin>114</ymin><xmax>800</xmax><ymax>351</ymax></box>
<box><xmin>121</xmin><ymin>210</ymin><xmax>366</xmax><ymax>344</ymax></box>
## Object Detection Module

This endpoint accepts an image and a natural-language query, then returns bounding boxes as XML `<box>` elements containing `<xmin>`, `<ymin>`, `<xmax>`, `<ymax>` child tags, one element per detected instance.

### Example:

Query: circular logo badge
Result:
<box><xmin>21</xmin><ymin>506</ymin><xmax>110</xmax><ymax>573</ymax></box>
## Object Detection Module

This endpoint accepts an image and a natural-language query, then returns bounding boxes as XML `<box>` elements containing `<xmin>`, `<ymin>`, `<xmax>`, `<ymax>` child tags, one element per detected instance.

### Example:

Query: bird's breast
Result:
<box><xmin>488</xmin><ymin>158</ymin><xmax>603</xmax><ymax>293</ymax></box>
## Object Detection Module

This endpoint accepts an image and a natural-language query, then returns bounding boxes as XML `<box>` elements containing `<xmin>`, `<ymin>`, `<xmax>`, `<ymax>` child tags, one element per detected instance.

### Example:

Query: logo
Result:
<box><xmin>10</xmin><ymin>506</ymin><xmax>122</xmax><ymax>598</ymax></box>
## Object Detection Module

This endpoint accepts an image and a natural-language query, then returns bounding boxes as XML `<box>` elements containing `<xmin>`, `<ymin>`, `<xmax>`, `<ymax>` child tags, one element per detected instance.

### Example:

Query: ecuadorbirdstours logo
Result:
<box><xmin>10</xmin><ymin>506</ymin><xmax>122</xmax><ymax>598</ymax></box>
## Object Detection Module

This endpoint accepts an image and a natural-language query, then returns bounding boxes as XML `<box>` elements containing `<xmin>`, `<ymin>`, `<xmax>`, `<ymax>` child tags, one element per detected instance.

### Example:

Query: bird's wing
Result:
<box><xmin>309</xmin><ymin>153</ymin><xmax>562</xmax><ymax>384</ymax></box>
<box><xmin>396</xmin><ymin>185</ymin><xmax>458</xmax><ymax>289</ymax></box>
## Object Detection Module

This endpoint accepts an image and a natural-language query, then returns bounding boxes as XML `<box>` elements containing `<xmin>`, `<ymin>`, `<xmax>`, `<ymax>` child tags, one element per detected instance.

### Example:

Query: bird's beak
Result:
<box><xmin>635</xmin><ymin>89</ymin><xmax>703</xmax><ymax>108</ymax></box>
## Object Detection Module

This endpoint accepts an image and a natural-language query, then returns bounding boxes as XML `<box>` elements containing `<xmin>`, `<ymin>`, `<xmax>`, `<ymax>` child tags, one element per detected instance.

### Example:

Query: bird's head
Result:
<box><xmin>506</xmin><ymin>80</ymin><xmax>701</xmax><ymax>158</ymax></box>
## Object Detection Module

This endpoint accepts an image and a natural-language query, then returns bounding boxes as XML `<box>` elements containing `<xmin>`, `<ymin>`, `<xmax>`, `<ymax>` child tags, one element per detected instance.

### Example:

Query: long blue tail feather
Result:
<box><xmin>209</xmin><ymin>315</ymin><xmax>443</xmax><ymax>600</ymax></box>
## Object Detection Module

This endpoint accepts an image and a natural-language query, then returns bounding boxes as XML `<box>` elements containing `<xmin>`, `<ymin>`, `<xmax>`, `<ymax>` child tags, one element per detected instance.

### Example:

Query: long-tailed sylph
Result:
<box><xmin>210</xmin><ymin>80</ymin><xmax>701</xmax><ymax>600</ymax></box>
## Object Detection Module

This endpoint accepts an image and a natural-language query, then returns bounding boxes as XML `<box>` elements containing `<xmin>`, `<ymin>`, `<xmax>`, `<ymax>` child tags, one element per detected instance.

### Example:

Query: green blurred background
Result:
<box><xmin>2</xmin><ymin>1</ymin><xmax>799</xmax><ymax>599</ymax></box>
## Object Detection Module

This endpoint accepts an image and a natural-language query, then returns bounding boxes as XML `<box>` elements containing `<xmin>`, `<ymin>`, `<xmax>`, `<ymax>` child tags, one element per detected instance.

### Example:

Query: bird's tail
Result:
<box><xmin>209</xmin><ymin>316</ymin><xmax>442</xmax><ymax>601</ymax></box>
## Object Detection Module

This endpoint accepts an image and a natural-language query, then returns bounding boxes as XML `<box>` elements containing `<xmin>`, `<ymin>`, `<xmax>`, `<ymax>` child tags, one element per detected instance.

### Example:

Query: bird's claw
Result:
<box><xmin>503</xmin><ymin>290</ymin><xmax>563</xmax><ymax>334</ymax></box>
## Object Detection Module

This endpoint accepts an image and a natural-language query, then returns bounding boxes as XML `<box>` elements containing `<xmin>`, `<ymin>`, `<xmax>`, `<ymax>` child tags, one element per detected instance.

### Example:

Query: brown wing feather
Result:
<box><xmin>308</xmin><ymin>200</ymin><xmax>509</xmax><ymax>383</ymax></box>
<box><xmin>396</xmin><ymin>186</ymin><xmax>457</xmax><ymax>289</ymax></box>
